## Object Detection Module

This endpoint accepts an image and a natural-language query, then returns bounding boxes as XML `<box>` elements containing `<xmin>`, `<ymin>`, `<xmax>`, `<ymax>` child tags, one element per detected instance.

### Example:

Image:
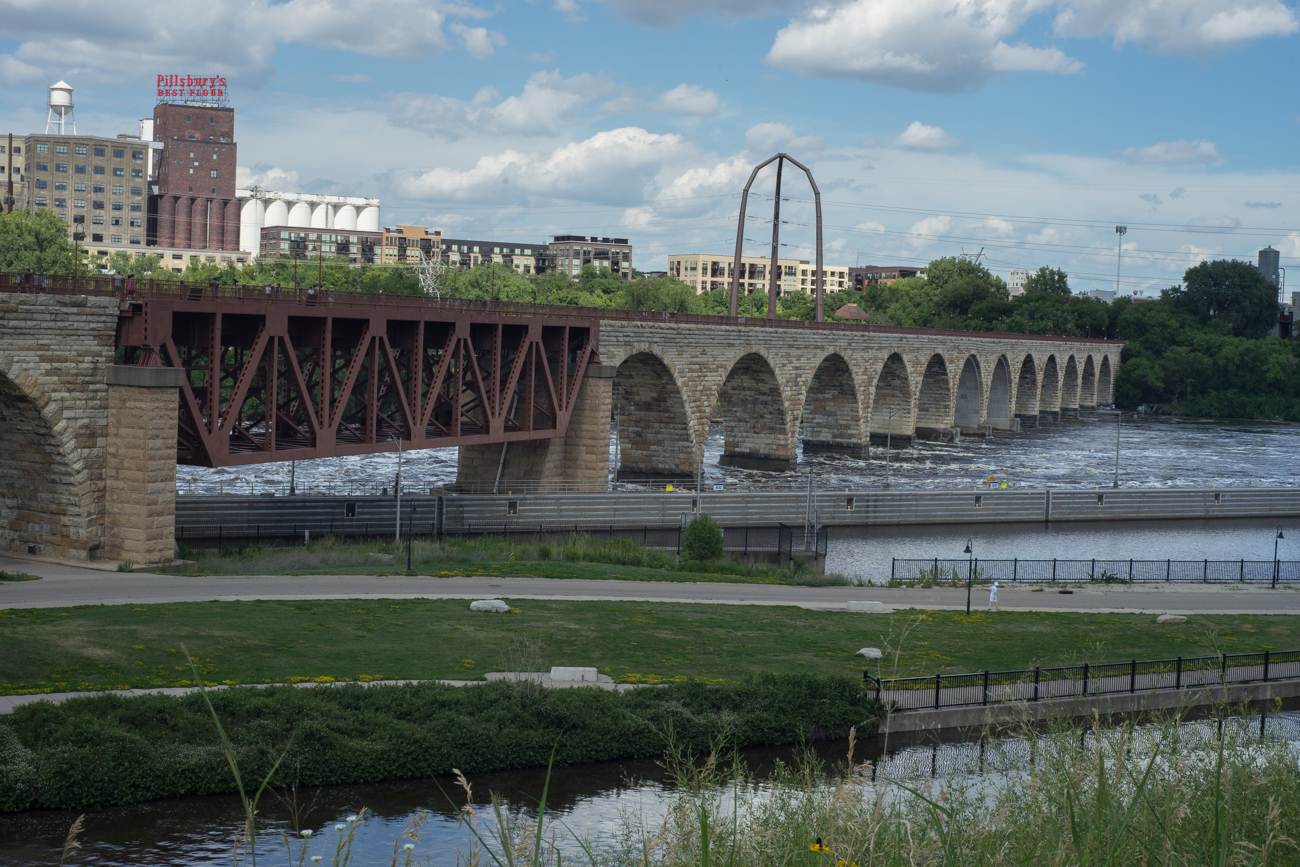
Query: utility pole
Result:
<box><xmin>1114</xmin><ymin>226</ymin><xmax>1127</xmax><ymax>295</ymax></box>
<box><xmin>768</xmin><ymin>157</ymin><xmax>784</xmax><ymax>320</ymax></box>
<box><xmin>1112</xmin><ymin>411</ymin><xmax>1122</xmax><ymax>489</ymax></box>
<box><xmin>394</xmin><ymin>437</ymin><xmax>403</xmax><ymax>543</ymax></box>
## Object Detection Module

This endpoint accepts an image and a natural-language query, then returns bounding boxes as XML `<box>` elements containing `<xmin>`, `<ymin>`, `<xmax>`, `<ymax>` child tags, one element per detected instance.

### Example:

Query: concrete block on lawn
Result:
<box><xmin>550</xmin><ymin>666</ymin><xmax>600</xmax><ymax>682</ymax></box>
<box><xmin>848</xmin><ymin>601</ymin><xmax>885</xmax><ymax>612</ymax></box>
<box><xmin>470</xmin><ymin>599</ymin><xmax>511</xmax><ymax>613</ymax></box>
<box><xmin>1156</xmin><ymin>614</ymin><xmax>1188</xmax><ymax>624</ymax></box>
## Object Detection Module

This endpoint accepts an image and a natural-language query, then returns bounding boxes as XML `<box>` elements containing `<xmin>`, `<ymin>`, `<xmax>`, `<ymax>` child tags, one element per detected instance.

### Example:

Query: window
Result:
<box><xmin>130</xmin><ymin>187</ymin><xmax>141</xmax><ymax>196</ymax></box>
<box><xmin>74</xmin><ymin>165</ymin><xmax>85</xmax><ymax>174</ymax></box>
<box><xmin>131</xmin><ymin>150</ymin><xmax>143</xmax><ymax>160</ymax></box>
<box><xmin>92</xmin><ymin>200</ymin><xmax>104</xmax><ymax>209</ymax></box>
<box><xmin>91</xmin><ymin>215</ymin><xmax>103</xmax><ymax>224</ymax></box>
<box><xmin>94</xmin><ymin>147</ymin><xmax>105</xmax><ymax>157</ymax></box>
<box><xmin>129</xmin><ymin>203</ymin><xmax>141</xmax><ymax>212</ymax></box>
<box><xmin>11</xmin><ymin>146</ymin><xmax>17</xmax><ymax>154</ymax></box>
<box><xmin>112</xmin><ymin>185</ymin><xmax>124</xmax><ymax>195</ymax></box>
<box><xmin>129</xmin><ymin>218</ymin><xmax>141</xmax><ymax>227</ymax></box>
<box><xmin>72</xmin><ymin>214</ymin><xmax>84</xmax><ymax>223</ymax></box>
<box><xmin>54</xmin><ymin>181</ymin><xmax>67</xmax><ymax>191</ymax></box>
<box><xmin>210</xmin><ymin>169</ymin><xmax>218</xmax><ymax>178</ymax></box>
<box><xmin>219</xmin><ymin>135</ymin><xmax>227</xmax><ymax>142</ymax></box>
<box><xmin>36</xmin><ymin>143</ymin><xmax>48</xmax><ymax>153</ymax></box>
<box><xmin>110</xmin><ymin>234</ymin><xmax>122</xmax><ymax>243</ymax></box>
<box><xmin>55</xmin><ymin>144</ymin><xmax>67</xmax><ymax>154</ymax></box>
<box><xmin>111</xmin><ymin>216</ymin><xmax>122</xmax><ymax>226</ymax></box>
<box><xmin>73</xmin><ymin>182</ymin><xmax>85</xmax><ymax>192</ymax></box>
<box><xmin>112</xmin><ymin>167</ymin><xmax>124</xmax><ymax>176</ymax></box>
<box><xmin>187</xmin><ymin>132</ymin><xmax>196</xmax><ymax>140</ymax></box>
<box><xmin>55</xmin><ymin>163</ymin><xmax>67</xmax><ymax>172</ymax></box>
<box><xmin>91</xmin><ymin>233</ymin><xmax>102</xmax><ymax>242</ymax></box>
<box><xmin>73</xmin><ymin>199</ymin><xmax>85</xmax><ymax>208</ymax></box>
<box><xmin>35</xmin><ymin>162</ymin><xmax>48</xmax><ymax>171</ymax></box>
<box><xmin>186</xmin><ymin>115</ymin><xmax>192</xmax><ymax>121</ymax></box>
<box><xmin>34</xmin><ymin>196</ymin><xmax>47</xmax><ymax>206</ymax></box>
<box><xmin>53</xmin><ymin>197</ymin><xmax>66</xmax><ymax>207</ymax></box>
<box><xmin>34</xmin><ymin>179</ymin><xmax>47</xmax><ymax>189</ymax></box>
<box><xmin>93</xmin><ymin>166</ymin><xmax>104</xmax><ymax>175</ymax></box>
<box><xmin>129</xmin><ymin>236</ymin><xmax>141</xmax><ymax>245</ymax></box>
<box><xmin>113</xmin><ymin>148</ymin><xmax>124</xmax><ymax>158</ymax></box>
<box><xmin>74</xmin><ymin>145</ymin><xmax>86</xmax><ymax>155</ymax></box>
<box><xmin>112</xmin><ymin>202</ymin><xmax>123</xmax><ymax>210</ymax></box>
<box><xmin>93</xmin><ymin>184</ymin><xmax>104</xmax><ymax>193</ymax></box>
<box><xmin>131</xmin><ymin>169</ymin><xmax>142</xmax><ymax>178</ymax></box>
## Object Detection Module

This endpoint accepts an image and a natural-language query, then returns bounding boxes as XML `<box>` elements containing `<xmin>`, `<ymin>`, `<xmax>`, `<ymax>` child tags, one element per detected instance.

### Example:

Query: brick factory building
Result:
<box><xmin>147</xmin><ymin>102</ymin><xmax>238</xmax><ymax>251</ymax></box>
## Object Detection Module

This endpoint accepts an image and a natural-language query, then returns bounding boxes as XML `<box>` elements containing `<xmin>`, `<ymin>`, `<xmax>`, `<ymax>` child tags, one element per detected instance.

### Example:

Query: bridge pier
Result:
<box><xmin>456</xmin><ymin>364</ymin><xmax>614</xmax><ymax>488</ymax></box>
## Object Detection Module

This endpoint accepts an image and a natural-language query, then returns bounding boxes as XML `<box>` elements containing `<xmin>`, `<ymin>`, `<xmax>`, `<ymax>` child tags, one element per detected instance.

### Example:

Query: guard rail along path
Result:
<box><xmin>864</xmin><ymin>649</ymin><xmax>1300</xmax><ymax>712</ymax></box>
<box><xmin>894</xmin><ymin>556</ymin><xmax>1300</xmax><ymax>586</ymax></box>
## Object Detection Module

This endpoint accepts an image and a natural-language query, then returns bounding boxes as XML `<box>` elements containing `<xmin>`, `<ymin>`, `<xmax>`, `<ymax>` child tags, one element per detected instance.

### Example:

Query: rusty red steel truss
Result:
<box><xmin>113</xmin><ymin>287</ymin><xmax>598</xmax><ymax>467</ymax></box>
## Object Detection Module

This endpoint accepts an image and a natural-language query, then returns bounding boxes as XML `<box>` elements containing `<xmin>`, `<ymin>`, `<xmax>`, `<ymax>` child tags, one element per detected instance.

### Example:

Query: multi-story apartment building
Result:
<box><xmin>441</xmin><ymin>237</ymin><xmax>548</xmax><ymax>274</ymax></box>
<box><xmin>1007</xmin><ymin>269</ymin><xmax>1030</xmax><ymax>298</ymax></box>
<box><xmin>83</xmin><ymin>243</ymin><xmax>250</xmax><ymax>273</ymax></box>
<box><xmin>849</xmin><ymin>265</ymin><xmax>924</xmax><ymax>290</ymax></box>
<box><xmin>3</xmin><ymin>130</ymin><xmax>151</xmax><ymax>246</ymax></box>
<box><xmin>547</xmin><ymin>235</ymin><xmax>632</xmax><ymax>279</ymax></box>
<box><xmin>260</xmin><ymin>226</ymin><xmax>380</xmax><ymax>264</ymax></box>
<box><xmin>667</xmin><ymin>254</ymin><xmax>850</xmax><ymax>295</ymax></box>
<box><xmin>380</xmin><ymin>225</ymin><xmax>440</xmax><ymax>264</ymax></box>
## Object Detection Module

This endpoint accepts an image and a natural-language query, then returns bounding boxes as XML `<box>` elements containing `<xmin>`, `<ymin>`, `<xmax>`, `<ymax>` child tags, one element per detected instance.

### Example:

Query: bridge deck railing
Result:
<box><xmin>0</xmin><ymin>272</ymin><xmax>1121</xmax><ymax>343</ymax></box>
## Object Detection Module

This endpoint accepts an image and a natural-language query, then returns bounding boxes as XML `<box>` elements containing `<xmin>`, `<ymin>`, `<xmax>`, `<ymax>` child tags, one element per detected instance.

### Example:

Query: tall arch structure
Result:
<box><xmin>611</xmin><ymin>352</ymin><xmax>695</xmax><ymax>479</ymax></box>
<box><xmin>801</xmin><ymin>354</ymin><xmax>864</xmax><ymax>456</ymax></box>
<box><xmin>717</xmin><ymin>352</ymin><xmax>795</xmax><ymax>470</ymax></box>
<box><xmin>986</xmin><ymin>356</ymin><xmax>1013</xmax><ymax>429</ymax></box>
<box><xmin>1061</xmin><ymin>356</ymin><xmax>1080</xmax><ymax>418</ymax></box>
<box><xmin>1014</xmin><ymin>356</ymin><xmax>1040</xmax><ymax>426</ymax></box>
<box><xmin>870</xmin><ymin>353</ymin><xmax>914</xmax><ymax>443</ymax></box>
<box><xmin>1039</xmin><ymin>355</ymin><xmax>1061</xmax><ymax>423</ymax></box>
<box><xmin>729</xmin><ymin>153</ymin><xmax>824</xmax><ymax>321</ymax></box>
<box><xmin>954</xmin><ymin>356</ymin><xmax>983</xmax><ymax>430</ymax></box>
<box><xmin>915</xmin><ymin>354</ymin><xmax>955</xmax><ymax>440</ymax></box>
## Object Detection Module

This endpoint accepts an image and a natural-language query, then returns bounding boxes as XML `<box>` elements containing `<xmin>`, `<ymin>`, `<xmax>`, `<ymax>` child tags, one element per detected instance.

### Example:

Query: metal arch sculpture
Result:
<box><xmin>729</xmin><ymin>153</ymin><xmax>824</xmax><ymax>321</ymax></box>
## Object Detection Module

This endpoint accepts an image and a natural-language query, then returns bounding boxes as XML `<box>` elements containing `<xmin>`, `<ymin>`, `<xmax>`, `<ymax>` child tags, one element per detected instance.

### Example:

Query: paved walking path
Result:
<box><xmin>3</xmin><ymin>553</ymin><xmax>1298</xmax><ymax>614</ymax></box>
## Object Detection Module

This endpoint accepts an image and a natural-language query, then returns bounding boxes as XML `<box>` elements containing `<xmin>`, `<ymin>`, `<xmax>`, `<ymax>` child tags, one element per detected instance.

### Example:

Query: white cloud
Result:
<box><xmin>855</xmin><ymin>220</ymin><xmax>887</xmax><ymax>234</ymax></box>
<box><xmin>743</xmin><ymin>122</ymin><xmax>822</xmax><ymax>153</ymax></box>
<box><xmin>1281</xmin><ymin>232</ymin><xmax>1300</xmax><ymax>261</ymax></box>
<box><xmin>656</xmin><ymin>154</ymin><xmax>754</xmax><ymax>201</ymax></box>
<box><xmin>237</xmin><ymin>165</ymin><xmax>301</xmax><ymax>189</ymax></box>
<box><xmin>1115</xmin><ymin>140</ymin><xmax>1221</xmax><ymax>165</ymax></box>
<box><xmin>620</xmin><ymin>207</ymin><xmax>657</xmax><ymax>227</ymax></box>
<box><xmin>449</xmin><ymin>23</ymin><xmax>506</xmax><ymax>59</ymax></box>
<box><xmin>388</xmin><ymin>71</ymin><xmax>613</xmax><ymax>139</ymax></box>
<box><xmin>885</xmin><ymin>121</ymin><xmax>961</xmax><ymax>151</ymax></box>
<box><xmin>0</xmin><ymin>0</ymin><xmax>479</xmax><ymax>87</ymax></box>
<box><xmin>0</xmin><ymin>54</ymin><xmax>43</xmax><ymax>86</ymax></box>
<box><xmin>654</xmin><ymin>84</ymin><xmax>720</xmax><ymax>116</ymax></box>
<box><xmin>908</xmin><ymin>215</ymin><xmax>952</xmax><ymax>244</ymax></box>
<box><xmin>765</xmin><ymin>0</ymin><xmax>1080</xmax><ymax>93</ymax></box>
<box><xmin>1054</xmin><ymin>0</ymin><xmax>1298</xmax><ymax>54</ymax></box>
<box><xmin>399</xmin><ymin>126</ymin><xmax>693</xmax><ymax>202</ymax></box>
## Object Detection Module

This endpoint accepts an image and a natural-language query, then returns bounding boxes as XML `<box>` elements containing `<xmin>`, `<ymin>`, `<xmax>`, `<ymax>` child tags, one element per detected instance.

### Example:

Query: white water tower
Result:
<box><xmin>46</xmin><ymin>81</ymin><xmax>76</xmax><ymax>134</ymax></box>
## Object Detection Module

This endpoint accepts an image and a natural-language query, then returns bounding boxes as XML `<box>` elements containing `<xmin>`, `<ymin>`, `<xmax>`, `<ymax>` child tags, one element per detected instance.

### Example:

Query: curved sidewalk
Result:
<box><xmin>2</xmin><ymin>554</ymin><xmax>1298</xmax><ymax>614</ymax></box>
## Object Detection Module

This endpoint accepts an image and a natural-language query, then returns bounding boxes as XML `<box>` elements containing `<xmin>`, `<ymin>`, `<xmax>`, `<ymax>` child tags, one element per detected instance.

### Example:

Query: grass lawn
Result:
<box><xmin>1</xmin><ymin>599</ymin><xmax>1295</xmax><ymax>695</ymax></box>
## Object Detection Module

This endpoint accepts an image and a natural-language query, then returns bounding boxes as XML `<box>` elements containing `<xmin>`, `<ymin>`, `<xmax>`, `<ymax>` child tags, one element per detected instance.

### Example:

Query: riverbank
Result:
<box><xmin>0</xmin><ymin>675</ymin><xmax>881</xmax><ymax>811</ymax></box>
<box><xmin>2</xmin><ymin>599</ymin><xmax>1294</xmax><ymax>696</ymax></box>
<box><xmin>161</xmin><ymin>535</ymin><xmax>847</xmax><ymax>585</ymax></box>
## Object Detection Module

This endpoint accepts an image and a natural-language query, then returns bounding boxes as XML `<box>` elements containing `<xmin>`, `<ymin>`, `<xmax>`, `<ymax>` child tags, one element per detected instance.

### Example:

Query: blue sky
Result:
<box><xmin>1</xmin><ymin>0</ymin><xmax>1297</xmax><ymax>294</ymax></box>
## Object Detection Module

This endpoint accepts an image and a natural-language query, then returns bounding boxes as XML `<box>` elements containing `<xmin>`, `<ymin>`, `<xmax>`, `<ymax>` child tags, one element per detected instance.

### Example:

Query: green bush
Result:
<box><xmin>0</xmin><ymin>674</ymin><xmax>881</xmax><ymax>811</ymax></box>
<box><xmin>682</xmin><ymin>514</ymin><xmax>724</xmax><ymax>562</ymax></box>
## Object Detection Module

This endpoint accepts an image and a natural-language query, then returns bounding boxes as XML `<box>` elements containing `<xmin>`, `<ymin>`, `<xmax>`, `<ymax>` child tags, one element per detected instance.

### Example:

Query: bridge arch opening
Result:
<box><xmin>718</xmin><ymin>352</ymin><xmax>794</xmax><ymax>471</ymax></box>
<box><xmin>1098</xmin><ymin>355</ymin><xmax>1113</xmax><ymax>405</ymax></box>
<box><xmin>870</xmin><ymin>353</ymin><xmax>914</xmax><ymax>444</ymax></box>
<box><xmin>1014</xmin><ymin>355</ymin><xmax>1039</xmax><ymax>427</ymax></box>
<box><xmin>1061</xmin><ymin>356</ymin><xmax>1080</xmax><ymax>418</ymax></box>
<box><xmin>954</xmin><ymin>356</ymin><xmax>983</xmax><ymax>428</ymax></box>
<box><xmin>612</xmin><ymin>352</ymin><xmax>696</xmax><ymax>480</ymax></box>
<box><xmin>1080</xmin><ymin>356</ymin><xmax>1097</xmax><ymax>409</ymax></box>
<box><xmin>915</xmin><ymin>354</ymin><xmax>955</xmax><ymax>440</ymax></box>
<box><xmin>801</xmin><ymin>353</ymin><xmax>864</xmax><ymax>457</ymax></box>
<box><xmin>1039</xmin><ymin>355</ymin><xmax>1061</xmax><ymax>422</ymax></box>
<box><xmin>0</xmin><ymin>370</ymin><xmax>92</xmax><ymax>559</ymax></box>
<box><xmin>987</xmin><ymin>356</ymin><xmax>1012</xmax><ymax>429</ymax></box>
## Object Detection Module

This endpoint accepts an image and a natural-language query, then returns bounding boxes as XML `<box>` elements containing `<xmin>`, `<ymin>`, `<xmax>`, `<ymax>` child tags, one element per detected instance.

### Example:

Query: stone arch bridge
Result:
<box><xmin>0</xmin><ymin>282</ymin><xmax>1119</xmax><ymax>564</ymax></box>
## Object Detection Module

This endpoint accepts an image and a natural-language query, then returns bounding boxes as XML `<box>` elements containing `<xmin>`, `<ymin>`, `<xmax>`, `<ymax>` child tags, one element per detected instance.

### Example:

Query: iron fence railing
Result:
<box><xmin>892</xmin><ymin>557</ymin><xmax>1300</xmax><ymax>585</ymax></box>
<box><xmin>864</xmin><ymin>650</ymin><xmax>1300</xmax><ymax>712</ymax></box>
<box><xmin>0</xmin><ymin>272</ymin><xmax>1121</xmax><ymax>343</ymax></box>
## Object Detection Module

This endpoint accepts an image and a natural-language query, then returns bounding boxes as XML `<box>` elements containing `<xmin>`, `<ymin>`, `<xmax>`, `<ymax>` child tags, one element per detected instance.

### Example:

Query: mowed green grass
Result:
<box><xmin>0</xmin><ymin>600</ymin><xmax>1295</xmax><ymax>695</ymax></box>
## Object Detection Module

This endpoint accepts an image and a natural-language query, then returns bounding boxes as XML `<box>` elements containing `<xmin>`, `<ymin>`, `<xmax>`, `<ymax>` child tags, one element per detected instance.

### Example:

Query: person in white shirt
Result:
<box><xmin>988</xmin><ymin>581</ymin><xmax>999</xmax><ymax>611</ymax></box>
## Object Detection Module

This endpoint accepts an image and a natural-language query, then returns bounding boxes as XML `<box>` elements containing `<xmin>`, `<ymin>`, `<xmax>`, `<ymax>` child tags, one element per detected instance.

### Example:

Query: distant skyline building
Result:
<box><xmin>849</xmin><ymin>265</ymin><xmax>922</xmax><ymax>290</ymax></box>
<box><xmin>239</xmin><ymin>189</ymin><xmax>381</xmax><ymax>259</ymax></box>
<box><xmin>1008</xmin><ymin>269</ymin><xmax>1030</xmax><ymax>297</ymax></box>
<box><xmin>667</xmin><ymin>253</ymin><xmax>848</xmax><ymax>295</ymax></box>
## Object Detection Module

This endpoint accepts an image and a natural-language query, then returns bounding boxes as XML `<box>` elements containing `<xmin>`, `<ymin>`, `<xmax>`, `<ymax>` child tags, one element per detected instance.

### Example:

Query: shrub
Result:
<box><xmin>682</xmin><ymin>514</ymin><xmax>724</xmax><ymax>562</ymax></box>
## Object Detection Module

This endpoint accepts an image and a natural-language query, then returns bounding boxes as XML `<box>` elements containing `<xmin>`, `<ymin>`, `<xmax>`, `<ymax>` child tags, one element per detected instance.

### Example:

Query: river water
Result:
<box><xmin>4</xmin><ymin>712</ymin><xmax>1296</xmax><ymax>866</ymax></box>
<box><xmin>176</xmin><ymin>415</ymin><xmax>1300</xmax><ymax>497</ymax></box>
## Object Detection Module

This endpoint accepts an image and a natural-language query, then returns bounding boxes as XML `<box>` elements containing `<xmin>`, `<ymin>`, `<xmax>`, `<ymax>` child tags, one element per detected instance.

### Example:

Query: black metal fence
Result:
<box><xmin>892</xmin><ymin>557</ymin><xmax>1300</xmax><ymax>585</ymax></box>
<box><xmin>864</xmin><ymin>649</ymin><xmax>1300</xmax><ymax>712</ymax></box>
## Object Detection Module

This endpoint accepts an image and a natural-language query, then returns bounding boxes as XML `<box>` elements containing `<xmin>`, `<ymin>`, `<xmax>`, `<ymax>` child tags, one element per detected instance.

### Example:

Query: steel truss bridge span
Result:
<box><xmin>114</xmin><ymin>287</ymin><xmax>596</xmax><ymax>467</ymax></box>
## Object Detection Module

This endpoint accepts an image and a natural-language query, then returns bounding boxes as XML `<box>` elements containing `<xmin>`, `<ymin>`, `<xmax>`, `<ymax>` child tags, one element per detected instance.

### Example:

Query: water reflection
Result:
<box><xmin>5</xmin><ymin>713</ymin><xmax>1296</xmax><ymax>866</ymax></box>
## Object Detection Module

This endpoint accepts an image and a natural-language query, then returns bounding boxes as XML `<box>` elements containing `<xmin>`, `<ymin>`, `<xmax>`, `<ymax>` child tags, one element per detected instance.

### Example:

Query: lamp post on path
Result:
<box><xmin>1274</xmin><ymin>526</ymin><xmax>1284</xmax><ymax>589</ymax></box>
<box><xmin>964</xmin><ymin>539</ymin><xmax>974</xmax><ymax>614</ymax></box>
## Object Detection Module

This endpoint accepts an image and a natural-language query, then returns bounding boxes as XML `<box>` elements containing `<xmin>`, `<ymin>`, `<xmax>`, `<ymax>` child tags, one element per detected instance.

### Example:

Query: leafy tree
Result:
<box><xmin>682</xmin><ymin>513</ymin><xmax>724</xmax><ymax>562</ymax></box>
<box><xmin>1164</xmin><ymin>259</ymin><xmax>1279</xmax><ymax>339</ymax></box>
<box><xmin>1022</xmin><ymin>266</ymin><xmax>1071</xmax><ymax>297</ymax></box>
<box><xmin>937</xmin><ymin>276</ymin><xmax>1004</xmax><ymax>319</ymax></box>
<box><xmin>924</xmin><ymin>256</ymin><xmax>997</xmax><ymax>291</ymax></box>
<box><xmin>0</xmin><ymin>210</ymin><xmax>83</xmax><ymax>275</ymax></box>
<box><xmin>616</xmin><ymin>276</ymin><xmax>703</xmax><ymax>313</ymax></box>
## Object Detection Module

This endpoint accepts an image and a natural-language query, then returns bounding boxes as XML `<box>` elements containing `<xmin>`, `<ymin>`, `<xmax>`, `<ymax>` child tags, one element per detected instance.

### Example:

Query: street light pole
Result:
<box><xmin>408</xmin><ymin>505</ymin><xmax>418</xmax><ymax>572</ymax></box>
<box><xmin>964</xmin><ymin>539</ymin><xmax>974</xmax><ymax>614</ymax></box>
<box><xmin>1274</xmin><ymin>526</ymin><xmax>1284</xmax><ymax>589</ymax></box>
<box><xmin>1112</xmin><ymin>411</ymin><xmax>1122</xmax><ymax>489</ymax></box>
<box><xmin>1114</xmin><ymin>226</ymin><xmax>1127</xmax><ymax>296</ymax></box>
